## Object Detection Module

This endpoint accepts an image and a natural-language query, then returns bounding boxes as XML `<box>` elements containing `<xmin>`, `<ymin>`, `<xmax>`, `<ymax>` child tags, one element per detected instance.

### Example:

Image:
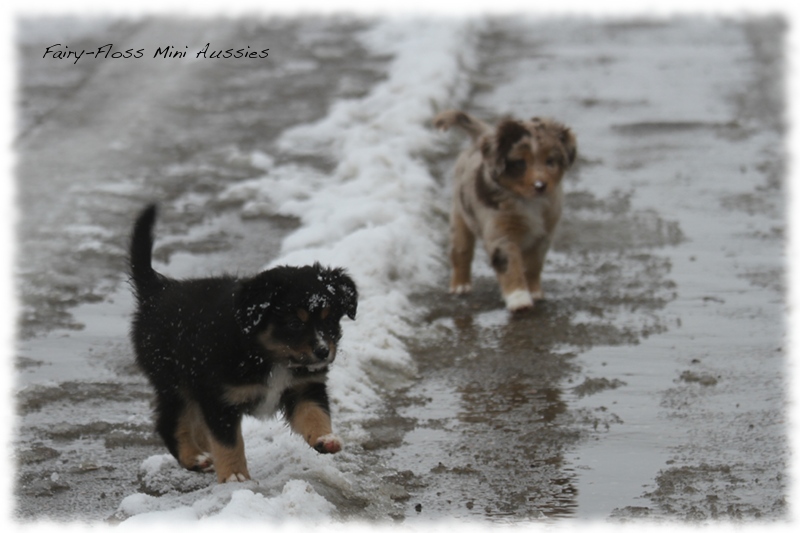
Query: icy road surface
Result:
<box><xmin>13</xmin><ymin>15</ymin><xmax>787</xmax><ymax>525</ymax></box>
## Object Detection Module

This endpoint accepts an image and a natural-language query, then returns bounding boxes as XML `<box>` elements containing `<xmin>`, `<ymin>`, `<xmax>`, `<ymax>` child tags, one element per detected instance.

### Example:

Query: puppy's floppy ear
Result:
<box><xmin>495</xmin><ymin>120</ymin><xmax>529</xmax><ymax>160</ymax></box>
<box><xmin>482</xmin><ymin>119</ymin><xmax>530</xmax><ymax>177</ymax></box>
<box><xmin>317</xmin><ymin>264</ymin><xmax>358</xmax><ymax>320</ymax></box>
<box><xmin>558</xmin><ymin>125</ymin><xmax>578</xmax><ymax>167</ymax></box>
<box><xmin>234</xmin><ymin>270</ymin><xmax>281</xmax><ymax>334</ymax></box>
<box><xmin>337</xmin><ymin>272</ymin><xmax>358</xmax><ymax>320</ymax></box>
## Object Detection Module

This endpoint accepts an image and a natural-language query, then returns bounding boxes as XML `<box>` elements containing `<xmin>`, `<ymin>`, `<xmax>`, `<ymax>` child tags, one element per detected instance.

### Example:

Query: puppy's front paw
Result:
<box><xmin>505</xmin><ymin>290</ymin><xmax>534</xmax><ymax>312</ymax></box>
<box><xmin>313</xmin><ymin>433</ymin><xmax>342</xmax><ymax>454</ymax></box>
<box><xmin>450</xmin><ymin>283</ymin><xmax>472</xmax><ymax>295</ymax></box>
<box><xmin>223</xmin><ymin>472</ymin><xmax>250</xmax><ymax>483</ymax></box>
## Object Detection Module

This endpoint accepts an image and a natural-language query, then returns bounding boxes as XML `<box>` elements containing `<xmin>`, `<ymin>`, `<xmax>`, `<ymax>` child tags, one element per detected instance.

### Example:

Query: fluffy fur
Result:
<box><xmin>128</xmin><ymin>204</ymin><xmax>357</xmax><ymax>483</ymax></box>
<box><xmin>434</xmin><ymin>110</ymin><xmax>577</xmax><ymax>311</ymax></box>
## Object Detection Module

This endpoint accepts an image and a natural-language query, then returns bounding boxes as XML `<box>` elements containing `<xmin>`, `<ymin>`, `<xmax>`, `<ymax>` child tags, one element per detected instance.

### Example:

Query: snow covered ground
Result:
<box><xmin>10</xmin><ymin>8</ymin><xmax>791</xmax><ymax>528</ymax></box>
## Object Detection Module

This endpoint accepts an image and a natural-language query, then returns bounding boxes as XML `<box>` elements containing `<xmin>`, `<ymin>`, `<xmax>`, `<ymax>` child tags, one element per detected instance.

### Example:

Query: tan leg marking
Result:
<box><xmin>208</xmin><ymin>422</ymin><xmax>250</xmax><ymax>483</ymax></box>
<box><xmin>450</xmin><ymin>210</ymin><xmax>476</xmax><ymax>294</ymax></box>
<box><xmin>289</xmin><ymin>401</ymin><xmax>341</xmax><ymax>453</ymax></box>
<box><xmin>175</xmin><ymin>400</ymin><xmax>214</xmax><ymax>472</ymax></box>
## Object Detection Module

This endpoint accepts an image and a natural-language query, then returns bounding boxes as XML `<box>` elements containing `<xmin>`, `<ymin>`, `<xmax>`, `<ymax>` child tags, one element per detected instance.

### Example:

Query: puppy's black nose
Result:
<box><xmin>314</xmin><ymin>346</ymin><xmax>330</xmax><ymax>360</ymax></box>
<box><xmin>534</xmin><ymin>180</ymin><xmax>547</xmax><ymax>193</ymax></box>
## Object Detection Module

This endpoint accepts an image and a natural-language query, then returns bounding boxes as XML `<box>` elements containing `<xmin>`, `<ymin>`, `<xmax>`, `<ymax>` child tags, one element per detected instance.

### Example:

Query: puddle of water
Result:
<box><xmin>16</xmin><ymin>286</ymin><xmax>134</xmax><ymax>387</ymax></box>
<box><xmin>390</xmin><ymin>377</ymin><xmax>463</xmax><ymax>472</ymax></box>
<box><xmin>564</xmin><ymin>342</ymin><xmax>678</xmax><ymax>519</ymax></box>
<box><xmin>566</xmin><ymin>237</ymin><xmax>785</xmax><ymax>518</ymax></box>
<box><xmin>385</xmin><ymin>376</ymin><xmax>556</xmax><ymax>523</ymax></box>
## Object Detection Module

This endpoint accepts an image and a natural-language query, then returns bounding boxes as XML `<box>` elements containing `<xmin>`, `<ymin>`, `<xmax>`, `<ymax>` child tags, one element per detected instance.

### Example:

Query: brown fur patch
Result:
<box><xmin>256</xmin><ymin>325</ymin><xmax>283</xmax><ymax>355</ymax></box>
<box><xmin>297</xmin><ymin>309</ymin><xmax>309</xmax><ymax>322</ymax></box>
<box><xmin>289</xmin><ymin>401</ymin><xmax>333</xmax><ymax>447</ymax></box>
<box><xmin>450</xmin><ymin>210</ymin><xmax>476</xmax><ymax>291</ymax></box>
<box><xmin>208</xmin><ymin>424</ymin><xmax>250</xmax><ymax>482</ymax></box>
<box><xmin>174</xmin><ymin>399</ymin><xmax>211</xmax><ymax>471</ymax></box>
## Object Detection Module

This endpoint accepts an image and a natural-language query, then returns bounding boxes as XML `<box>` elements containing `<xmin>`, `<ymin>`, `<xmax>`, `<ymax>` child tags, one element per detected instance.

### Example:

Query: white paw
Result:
<box><xmin>196</xmin><ymin>453</ymin><xmax>214</xmax><ymax>472</ymax></box>
<box><xmin>450</xmin><ymin>283</ymin><xmax>472</xmax><ymax>295</ymax></box>
<box><xmin>314</xmin><ymin>433</ymin><xmax>343</xmax><ymax>454</ymax></box>
<box><xmin>505</xmin><ymin>289</ymin><xmax>534</xmax><ymax>311</ymax></box>
<box><xmin>224</xmin><ymin>472</ymin><xmax>248</xmax><ymax>483</ymax></box>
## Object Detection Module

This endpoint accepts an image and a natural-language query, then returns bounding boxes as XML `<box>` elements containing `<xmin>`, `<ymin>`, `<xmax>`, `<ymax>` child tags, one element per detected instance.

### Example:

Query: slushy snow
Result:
<box><xmin>117</xmin><ymin>17</ymin><xmax>476</xmax><ymax>523</ymax></box>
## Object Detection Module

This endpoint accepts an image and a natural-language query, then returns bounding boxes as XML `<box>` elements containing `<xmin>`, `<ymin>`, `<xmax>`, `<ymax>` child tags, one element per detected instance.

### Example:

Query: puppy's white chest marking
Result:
<box><xmin>252</xmin><ymin>365</ymin><xmax>293</xmax><ymax>419</ymax></box>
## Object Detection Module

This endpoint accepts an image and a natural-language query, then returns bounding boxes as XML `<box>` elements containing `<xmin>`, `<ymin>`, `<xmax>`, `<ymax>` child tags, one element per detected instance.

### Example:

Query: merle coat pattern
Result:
<box><xmin>434</xmin><ymin>110</ymin><xmax>577</xmax><ymax>311</ymax></box>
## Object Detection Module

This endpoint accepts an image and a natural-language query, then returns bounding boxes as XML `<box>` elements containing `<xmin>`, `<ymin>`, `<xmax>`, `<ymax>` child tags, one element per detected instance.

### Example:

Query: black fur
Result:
<box><xmin>493</xmin><ymin>119</ymin><xmax>530</xmax><ymax>163</ymax></box>
<box><xmin>128</xmin><ymin>204</ymin><xmax>357</xmax><ymax>466</ymax></box>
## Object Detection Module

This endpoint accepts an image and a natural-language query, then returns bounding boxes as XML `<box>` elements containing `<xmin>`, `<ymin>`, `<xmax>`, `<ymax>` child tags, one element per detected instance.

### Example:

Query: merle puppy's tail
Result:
<box><xmin>129</xmin><ymin>204</ymin><xmax>161</xmax><ymax>295</ymax></box>
<box><xmin>432</xmin><ymin>110</ymin><xmax>491</xmax><ymax>141</ymax></box>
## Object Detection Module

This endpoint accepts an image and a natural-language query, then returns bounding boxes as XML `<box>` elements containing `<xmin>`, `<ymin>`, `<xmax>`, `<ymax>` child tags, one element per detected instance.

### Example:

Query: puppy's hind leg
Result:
<box><xmin>153</xmin><ymin>390</ymin><xmax>211</xmax><ymax>471</ymax></box>
<box><xmin>154</xmin><ymin>391</ymin><xmax>183</xmax><ymax>462</ymax></box>
<box><xmin>199</xmin><ymin>401</ymin><xmax>251</xmax><ymax>483</ymax></box>
<box><xmin>449</xmin><ymin>210</ymin><xmax>476</xmax><ymax>295</ymax></box>
<box><xmin>175</xmin><ymin>399</ymin><xmax>214</xmax><ymax>473</ymax></box>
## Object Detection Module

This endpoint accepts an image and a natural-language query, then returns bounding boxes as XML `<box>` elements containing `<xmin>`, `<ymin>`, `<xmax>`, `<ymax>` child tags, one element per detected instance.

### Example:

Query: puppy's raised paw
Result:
<box><xmin>314</xmin><ymin>433</ymin><xmax>342</xmax><ymax>454</ymax></box>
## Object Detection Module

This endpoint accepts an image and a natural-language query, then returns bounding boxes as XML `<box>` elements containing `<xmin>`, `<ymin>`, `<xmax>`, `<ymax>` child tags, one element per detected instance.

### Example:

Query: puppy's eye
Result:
<box><xmin>546</xmin><ymin>155</ymin><xmax>561</xmax><ymax>168</ymax></box>
<box><xmin>505</xmin><ymin>159</ymin><xmax>526</xmax><ymax>177</ymax></box>
<box><xmin>286</xmin><ymin>318</ymin><xmax>305</xmax><ymax>331</ymax></box>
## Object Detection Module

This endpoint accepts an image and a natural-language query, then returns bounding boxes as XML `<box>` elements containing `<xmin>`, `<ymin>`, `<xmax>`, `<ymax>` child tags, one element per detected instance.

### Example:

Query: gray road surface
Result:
<box><xmin>12</xmin><ymin>15</ymin><xmax>788</xmax><ymax>524</ymax></box>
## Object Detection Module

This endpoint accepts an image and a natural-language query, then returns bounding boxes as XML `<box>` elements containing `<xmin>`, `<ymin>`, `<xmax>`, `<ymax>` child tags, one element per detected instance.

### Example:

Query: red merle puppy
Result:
<box><xmin>434</xmin><ymin>110</ymin><xmax>577</xmax><ymax>312</ymax></box>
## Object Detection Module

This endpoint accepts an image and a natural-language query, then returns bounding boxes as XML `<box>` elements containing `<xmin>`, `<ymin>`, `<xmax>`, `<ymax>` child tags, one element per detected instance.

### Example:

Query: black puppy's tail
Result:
<box><xmin>129</xmin><ymin>204</ymin><xmax>162</xmax><ymax>295</ymax></box>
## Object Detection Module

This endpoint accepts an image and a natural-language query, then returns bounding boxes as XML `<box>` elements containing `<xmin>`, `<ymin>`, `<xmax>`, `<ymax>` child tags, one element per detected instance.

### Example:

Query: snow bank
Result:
<box><xmin>118</xmin><ymin>16</ymin><xmax>476</xmax><ymax>522</ymax></box>
<box><xmin>222</xmin><ymin>17</ymin><xmax>477</xmax><ymax>416</ymax></box>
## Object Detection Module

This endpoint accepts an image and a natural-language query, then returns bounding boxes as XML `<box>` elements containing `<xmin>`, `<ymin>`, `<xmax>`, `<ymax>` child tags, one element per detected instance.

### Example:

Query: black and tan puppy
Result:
<box><xmin>129</xmin><ymin>204</ymin><xmax>357</xmax><ymax>483</ymax></box>
<box><xmin>434</xmin><ymin>110</ymin><xmax>577</xmax><ymax>311</ymax></box>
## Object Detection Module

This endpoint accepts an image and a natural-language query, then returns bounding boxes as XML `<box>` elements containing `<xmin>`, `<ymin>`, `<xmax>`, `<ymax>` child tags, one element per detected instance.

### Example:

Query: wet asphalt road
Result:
<box><xmin>12</xmin><ymin>15</ymin><xmax>788</xmax><ymax>524</ymax></box>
